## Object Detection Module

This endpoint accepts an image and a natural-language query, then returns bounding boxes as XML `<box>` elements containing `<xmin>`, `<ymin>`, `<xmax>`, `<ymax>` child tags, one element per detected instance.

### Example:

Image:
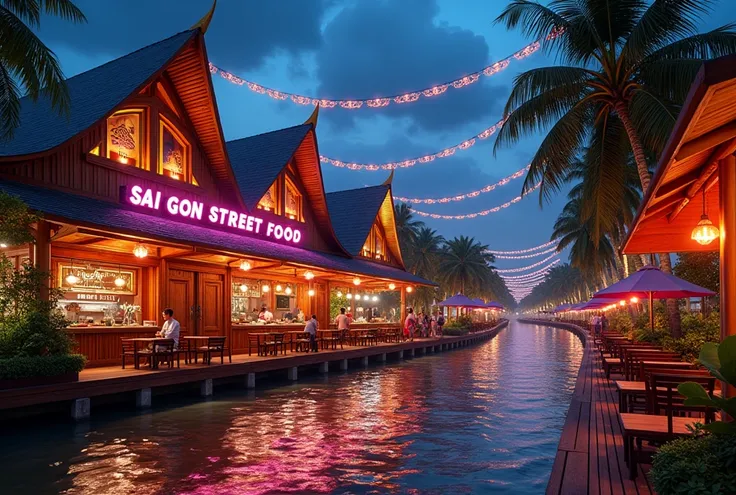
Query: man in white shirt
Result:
<box><xmin>158</xmin><ymin>308</ymin><xmax>180</xmax><ymax>349</ymax></box>
<box><xmin>259</xmin><ymin>305</ymin><xmax>274</xmax><ymax>322</ymax></box>
<box><xmin>335</xmin><ymin>307</ymin><xmax>349</xmax><ymax>340</ymax></box>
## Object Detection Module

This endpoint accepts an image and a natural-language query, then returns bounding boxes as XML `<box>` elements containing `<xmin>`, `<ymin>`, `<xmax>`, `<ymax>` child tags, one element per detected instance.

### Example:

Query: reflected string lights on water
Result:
<box><xmin>3</xmin><ymin>321</ymin><xmax>582</xmax><ymax>495</ymax></box>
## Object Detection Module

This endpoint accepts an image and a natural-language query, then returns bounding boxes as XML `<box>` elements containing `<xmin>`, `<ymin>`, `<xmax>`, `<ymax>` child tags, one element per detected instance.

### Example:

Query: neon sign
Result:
<box><xmin>125</xmin><ymin>185</ymin><xmax>302</xmax><ymax>244</ymax></box>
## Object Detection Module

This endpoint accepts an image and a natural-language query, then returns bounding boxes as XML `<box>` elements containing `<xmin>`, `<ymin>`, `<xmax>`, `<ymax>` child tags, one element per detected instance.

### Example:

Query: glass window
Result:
<box><xmin>258</xmin><ymin>182</ymin><xmax>278</xmax><ymax>213</ymax></box>
<box><xmin>284</xmin><ymin>177</ymin><xmax>302</xmax><ymax>221</ymax></box>
<box><xmin>159</xmin><ymin>121</ymin><xmax>188</xmax><ymax>181</ymax></box>
<box><xmin>107</xmin><ymin>111</ymin><xmax>142</xmax><ymax>167</ymax></box>
<box><xmin>375</xmin><ymin>227</ymin><xmax>384</xmax><ymax>261</ymax></box>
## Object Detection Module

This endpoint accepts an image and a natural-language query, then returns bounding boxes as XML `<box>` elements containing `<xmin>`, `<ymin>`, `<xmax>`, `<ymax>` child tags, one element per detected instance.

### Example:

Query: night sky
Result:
<box><xmin>34</xmin><ymin>0</ymin><xmax>736</xmax><ymax>274</ymax></box>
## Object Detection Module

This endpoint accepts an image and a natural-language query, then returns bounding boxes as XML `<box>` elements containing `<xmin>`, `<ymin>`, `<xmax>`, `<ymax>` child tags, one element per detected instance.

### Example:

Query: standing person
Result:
<box><xmin>423</xmin><ymin>313</ymin><xmax>430</xmax><ymax>337</ymax></box>
<box><xmin>436</xmin><ymin>311</ymin><xmax>445</xmax><ymax>337</ymax></box>
<box><xmin>430</xmin><ymin>313</ymin><xmax>437</xmax><ymax>337</ymax></box>
<box><xmin>156</xmin><ymin>308</ymin><xmax>180</xmax><ymax>350</ymax></box>
<box><xmin>589</xmin><ymin>314</ymin><xmax>597</xmax><ymax>334</ymax></box>
<box><xmin>304</xmin><ymin>314</ymin><xmax>318</xmax><ymax>352</ymax></box>
<box><xmin>594</xmin><ymin>314</ymin><xmax>602</xmax><ymax>336</ymax></box>
<box><xmin>259</xmin><ymin>305</ymin><xmax>273</xmax><ymax>322</ymax></box>
<box><xmin>404</xmin><ymin>308</ymin><xmax>417</xmax><ymax>341</ymax></box>
<box><xmin>601</xmin><ymin>313</ymin><xmax>609</xmax><ymax>333</ymax></box>
<box><xmin>335</xmin><ymin>307</ymin><xmax>350</xmax><ymax>342</ymax></box>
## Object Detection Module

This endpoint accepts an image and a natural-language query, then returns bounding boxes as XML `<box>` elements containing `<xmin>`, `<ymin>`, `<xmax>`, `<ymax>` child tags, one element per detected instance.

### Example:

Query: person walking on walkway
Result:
<box><xmin>304</xmin><ymin>314</ymin><xmax>318</xmax><ymax>352</ymax></box>
<box><xmin>404</xmin><ymin>308</ymin><xmax>416</xmax><ymax>341</ymax></box>
<box><xmin>335</xmin><ymin>307</ymin><xmax>350</xmax><ymax>343</ymax></box>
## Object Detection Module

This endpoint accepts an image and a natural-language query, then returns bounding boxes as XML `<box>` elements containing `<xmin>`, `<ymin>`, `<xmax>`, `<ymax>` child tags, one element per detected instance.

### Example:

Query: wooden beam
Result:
<box><xmin>644</xmin><ymin>193</ymin><xmax>687</xmax><ymax>219</ymax></box>
<box><xmin>655</xmin><ymin>169</ymin><xmax>701</xmax><ymax>198</ymax></box>
<box><xmin>675</xmin><ymin>121</ymin><xmax>736</xmax><ymax>162</ymax></box>
<box><xmin>50</xmin><ymin>225</ymin><xmax>78</xmax><ymax>241</ymax></box>
<box><xmin>160</xmin><ymin>247</ymin><xmax>195</xmax><ymax>259</ymax></box>
<box><xmin>669</xmin><ymin>138</ymin><xmax>736</xmax><ymax>222</ymax></box>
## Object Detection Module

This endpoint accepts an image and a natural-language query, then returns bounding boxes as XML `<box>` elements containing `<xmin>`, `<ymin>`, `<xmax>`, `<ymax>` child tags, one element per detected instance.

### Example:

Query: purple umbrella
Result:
<box><xmin>580</xmin><ymin>298</ymin><xmax>620</xmax><ymax>310</ymax></box>
<box><xmin>438</xmin><ymin>293</ymin><xmax>483</xmax><ymax>308</ymax></box>
<box><xmin>593</xmin><ymin>265</ymin><xmax>715</xmax><ymax>330</ymax></box>
<box><xmin>486</xmin><ymin>301</ymin><xmax>504</xmax><ymax>311</ymax></box>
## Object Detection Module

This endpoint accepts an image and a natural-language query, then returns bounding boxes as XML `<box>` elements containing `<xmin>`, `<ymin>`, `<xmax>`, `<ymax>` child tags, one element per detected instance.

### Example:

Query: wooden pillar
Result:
<box><xmin>719</xmin><ymin>155</ymin><xmax>736</xmax><ymax>399</ymax></box>
<box><xmin>400</xmin><ymin>287</ymin><xmax>406</xmax><ymax>324</ymax></box>
<box><xmin>35</xmin><ymin>220</ymin><xmax>51</xmax><ymax>301</ymax></box>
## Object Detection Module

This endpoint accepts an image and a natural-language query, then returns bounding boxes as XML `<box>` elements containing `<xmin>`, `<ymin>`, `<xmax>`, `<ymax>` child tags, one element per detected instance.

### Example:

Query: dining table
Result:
<box><xmin>122</xmin><ymin>337</ymin><xmax>175</xmax><ymax>369</ymax></box>
<box><xmin>181</xmin><ymin>335</ymin><xmax>227</xmax><ymax>363</ymax></box>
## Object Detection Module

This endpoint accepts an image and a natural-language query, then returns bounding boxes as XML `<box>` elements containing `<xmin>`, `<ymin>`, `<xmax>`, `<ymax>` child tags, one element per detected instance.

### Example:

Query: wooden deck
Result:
<box><xmin>0</xmin><ymin>322</ymin><xmax>507</xmax><ymax>414</ymax></box>
<box><xmin>520</xmin><ymin>320</ymin><xmax>656</xmax><ymax>495</ymax></box>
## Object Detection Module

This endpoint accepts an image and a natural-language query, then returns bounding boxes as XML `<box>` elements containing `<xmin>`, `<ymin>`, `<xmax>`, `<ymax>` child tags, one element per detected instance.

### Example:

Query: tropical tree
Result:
<box><xmin>0</xmin><ymin>0</ymin><xmax>87</xmax><ymax>141</ymax></box>
<box><xmin>494</xmin><ymin>0</ymin><xmax>736</xmax><ymax>335</ymax></box>
<box><xmin>519</xmin><ymin>264</ymin><xmax>593</xmax><ymax>311</ymax></box>
<box><xmin>405</xmin><ymin>227</ymin><xmax>444</xmax><ymax>312</ymax></box>
<box><xmin>439</xmin><ymin>236</ymin><xmax>495</xmax><ymax>295</ymax></box>
<box><xmin>394</xmin><ymin>202</ymin><xmax>424</xmax><ymax>256</ymax></box>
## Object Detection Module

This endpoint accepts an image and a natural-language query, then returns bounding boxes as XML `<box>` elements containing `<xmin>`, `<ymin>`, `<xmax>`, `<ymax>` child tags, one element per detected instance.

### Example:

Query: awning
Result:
<box><xmin>0</xmin><ymin>181</ymin><xmax>435</xmax><ymax>286</ymax></box>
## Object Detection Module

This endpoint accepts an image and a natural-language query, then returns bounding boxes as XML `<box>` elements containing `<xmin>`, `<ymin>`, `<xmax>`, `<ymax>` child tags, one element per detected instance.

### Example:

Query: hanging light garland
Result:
<box><xmin>411</xmin><ymin>183</ymin><xmax>541</xmax><ymax>220</ymax></box>
<box><xmin>394</xmin><ymin>165</ymin><xmax>528</xmax><ymax>204</ymax></box>
<box><xmin>495</xmin><ymin>253</ymin><xmax>559</xmax><ymax>274</ymax></box>
<box><xmin>488</xmin><ymin>239</ymin><xmax>559</xmax><ymax>255</ymax></box>
<box><xmin>499</xmin><ymin>259</ymin><xmax>561</xmax><ymax>279</ymax></box>
<box><xmin>207</xmin><ymin>32</ymin><xmax>562</xmax><ymax>110</ymax></box>
<box><xmin>492</xmin><ymin>245</ymin><xmax>558</xmax><ymax>260</ymax></box>
<box><xmin>321</xmin><ymin>118</ymin><xmax>505</xmax><ymax>170</ymax></box>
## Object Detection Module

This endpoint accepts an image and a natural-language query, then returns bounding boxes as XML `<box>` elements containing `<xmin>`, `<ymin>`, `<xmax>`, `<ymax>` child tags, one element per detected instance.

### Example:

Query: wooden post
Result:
<box><xmin>400</xmin><ymin>287</ymin><xmax>406</xmax><ymax>324</ymax></box>
<box><xmin>35</xmin><ymin>220</ymin><xmax>51</xmax><ymax>301</ymax></box>
<box><xmin>719</xmin><ymin>155</ymin><xmax>736</xmax><ymax>399</ymax></box>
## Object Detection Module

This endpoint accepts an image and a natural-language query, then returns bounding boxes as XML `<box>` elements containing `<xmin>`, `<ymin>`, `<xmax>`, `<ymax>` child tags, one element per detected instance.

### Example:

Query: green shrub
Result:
<box><xmin>0</xmin><ymin>354</ymin><xmax>86</xmax><ymax>380</ymax></box>
<box><xmin>651</xmin><ymin>434</ymin><xmax>736</xmax><ymax>495</ymax></box>
<box><xmin>0</xmin><ymin>310</ymin><xmax>75</xmax><ymax>358</ymax></box>
<box><xmin>442</xmin><ymin>327</ymin><xmax>469</xmax><ymax>336</ymax></box>
<box><xmin>608</xmin><ymin>310</ymin><xmax>634</xmax><ymax>335</ymax></box>
<box><xmin>669</xmin><ymin>312</ymin><xmax>721</xmax><ymax>362</ymax></box>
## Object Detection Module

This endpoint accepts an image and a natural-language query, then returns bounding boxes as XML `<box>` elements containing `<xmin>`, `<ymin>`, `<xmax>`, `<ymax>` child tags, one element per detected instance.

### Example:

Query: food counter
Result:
<box><xmin>231</xmin><ymin>322</ymin><xmax>305</xmax><ymax>354</ymax></box>
<box><xmin>65</xmin><ymin>325</ymin><xmax>160</xmax><ymax>367</ymax></box>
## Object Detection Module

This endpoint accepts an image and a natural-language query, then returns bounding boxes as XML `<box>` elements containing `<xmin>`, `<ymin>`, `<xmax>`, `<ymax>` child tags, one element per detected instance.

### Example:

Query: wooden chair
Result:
<box><xmin>321</xmin><ymin>331</ymin><xmax>342</xmax><ymax>350</ymax></box>
<box><xmin>294</xmin><ymin>332</ymin><xmax>311</xmax><ymax>352</ymax></box>
<box><xmin>141</xmin><ymin>340</ymin><xmax>177</xmax><ymax>369</ymax></box>
<box><xmin>247</xmin><ymin>334</ymin><xmax>263</xmax><ymax>356</ymax></box>
<box><xmin>621</xmin><ymin>373</ymin><xmax>716</xmax><ymax>479</ymax></box>
<box><xmin>121</xmin><ymin>339</ymin><xmax>138</xmax><ymax>369</ymax></box>
<box><xmin>198</xmin><ymin>337</ymin><xmax>229</xmax><ymax>365</ymax></box>
<box><xmin>264</xmin><ymin>333</ymin><xmax>287</xmax><ymax>355</ymax></box>
<box><xmin>623</xmin><ymin>349</ymin><xmax>678</xmax><ymax>380</ymax></box>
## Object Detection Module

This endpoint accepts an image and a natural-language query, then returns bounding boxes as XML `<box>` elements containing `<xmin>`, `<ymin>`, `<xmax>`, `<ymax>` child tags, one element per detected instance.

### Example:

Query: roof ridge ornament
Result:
<box><xmin>382</xmin><ymin>169</ymin><xmax>394</xmax><ymax>186</ymax></box>
<box><xmin>191</xmin><ymin>0</ymin><xmax>216</xmax><ymax>34</ymax></box>
<box><xmin>304</xmin><ymin>103</ymin><xmax>320</xmax><ymax>127</ymax></box>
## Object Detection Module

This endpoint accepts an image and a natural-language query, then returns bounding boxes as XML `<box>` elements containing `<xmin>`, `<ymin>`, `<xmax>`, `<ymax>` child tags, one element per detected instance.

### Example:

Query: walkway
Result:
<box><xmin>521</xmin><ymin>320</ymin><xmax>657</xmax><ymax>495</ymax></box>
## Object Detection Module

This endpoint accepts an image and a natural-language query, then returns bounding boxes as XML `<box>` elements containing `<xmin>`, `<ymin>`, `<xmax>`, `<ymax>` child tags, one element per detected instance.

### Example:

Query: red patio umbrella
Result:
<box><xmin>592</xmin><ymin>265</ymin><xmax>715</xmax><ymax>331</ymax></box>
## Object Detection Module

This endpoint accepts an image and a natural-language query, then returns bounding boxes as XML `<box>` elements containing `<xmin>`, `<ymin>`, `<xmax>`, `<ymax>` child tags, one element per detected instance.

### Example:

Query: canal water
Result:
<box><xmin>1</xmin><ymin>320</ymin><xmax>583</xmax><ymax>494</ymax></box>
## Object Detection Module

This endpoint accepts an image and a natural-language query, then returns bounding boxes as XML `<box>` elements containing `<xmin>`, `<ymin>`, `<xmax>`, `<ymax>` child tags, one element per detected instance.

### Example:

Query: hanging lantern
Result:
<box><xmin>239</xmin><ymin>260</ymin><xmax>252</xmax><ymax>271</ymax></box>
<box><xmin>65</xmin><ymin>271</ymin><xmax>79</xmax><ymax>286</ymax></box>
<box><xmin>276</xmin><ymin>284</ymin><xmax>283</xmax><ymax>292</ymax></box>
<box><xmin>133</xmin><ymin>243</ymin><xmax>148</xmax><ymax>258</ymax></box>
<box><xmin>304</xmin><ymin>271</ymin><xmax>315</xmax><ymax>280</ymax></box>
<box><xmin>336</xmin><ymin>290</ymin><xmax>343</xmax><ymax>297</ymax></box>
<box><xmin>353</xmin><ymin>277</ymin><xmax>361</xmax><ymax>286</ymax></box>
<box><xmin>388</xmin><ymin>283</ymin><xmax>396</xmax><ymax>290</ymax></box>
<box><xmin>308</xmin><ymin>289</ymin><xmax>315</xmax><ymax>297</ymax></box>
<box><xmin>239</xmin><ymin>283</ymin><xmax>248</xmax><ymax>293</ymax></box>
<box><xmin>630</xmin><ymin>296</ymin><xmax>639</xmax><ymax>303</ymax></box>
<box><xmin>346</xmin><ymin>293</ymin><xmax>353</xmax><ymax>300</ymax></box>
<box><xmin>285</xmin><ymin>285</ymin><xmax>292</xmax><ymax>295</ymax></box>
<box><xmin>372</xmin><ymin>295</ymin><xmax>379</xmax><ymax>302</ymax></box>
<box><xmin>691</xmin><ymin>188</ymin><xmax>719</xmax><ymax>246</ymax></box>
<box><xmin>354</xmin><ymin>294</ymin><xmax>361</xmax><ymax>300</ymax></box>
<box><xmin>406</xmin><ymin>286</ymin><xmax>414</xmax><ymax>293</ymax></box>
<box><xmin>262</xmin><ymin>283</ymin><xmax>270</xmax><ymax>293</ymax></box>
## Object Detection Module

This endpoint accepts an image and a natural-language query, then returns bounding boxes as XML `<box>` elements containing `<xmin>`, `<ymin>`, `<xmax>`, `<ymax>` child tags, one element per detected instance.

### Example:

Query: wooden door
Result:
<box><xmin>199</xmin><ymin>272</ymin><xmax>224</xmax><ymax>336</ymax></box>
<box><xmin>167</xmin><ymin>269</ymin><xmax>195</xmax><ymax>337</ymax></box>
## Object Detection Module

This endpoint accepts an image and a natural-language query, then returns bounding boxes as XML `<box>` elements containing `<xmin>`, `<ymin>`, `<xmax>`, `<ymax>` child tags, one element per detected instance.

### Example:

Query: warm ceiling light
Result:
<box><xmin>133</xmin><ymin>243</ymin><xmax>148</xmax><ymax>258</ymax></box>
<box><xmin>630</xmin><ymin>296</ymin><xmax>639</xmax><ymax>304</ymax></box>
<box><xmin>355</xmin><ymin>294</ymin><xmax>361</xmax><ymax>300</ymax></box>
<box><xmin>406</xmin><ymin>286</ymin><xmax>414</xmax><ymax>293</ymax></box>
<box><xmin>353</xmin><ymin>277</ymin><xmax>361</xmax><ymax>286</ymax></box>
<box><xmin>285</xmin><ymin>285</ymin><xmax>292</xmax><ymax>295</ymax></box>
<box><xmin>372</xmin><ymin>295</ymin><xmax>378</xmax><ymax>302</ymax></box>
<box><xmin>304</xmin><ymin>271</ymin><xmax>315</xmax><ymax>280</ymax></box>
<box><xmin>239</xmin><ymin>283</ymin><xmax>248</xmax><ymax>293</ymax></box>
<box><xmin>114</xmin><ymin>275</ymin><xmax>126</xmax><ymax>288</ymax></box>
<box><xmin>691</xmin><ymin>188</ymin><xmax>719</xmax><ymax>246</ymax></box>
<box><xmin>336</xmin><ymin>290</ymin><xmax>343</xmax><ymax>297</ymax></box>
<box><xmin>262</xmin><ymin>284</ymin><xmax>270</xmax><ymax>293</ymax></box>
<box><xmin>388</xmin><ymin>283</ymin><xmax>396</xmax><ymax>290</ymax></box>
<box><xmin>65</xmin><ymin>272</ymin><xmax>79</xmax><ymax>285</ymax></box>
<box><xmin>346</xmin><ymin>293</ymin><xmax>353</xmax><ymax>300</ymax></box>
<box><xmin>308</xmin><ymin>289</ymin><xmax>315</xmax><ymax>297</ymax></box>
<box><xmin>619</xmin><ymin>300</ymin><xmax>626</xmax><ymax>306</ymax></box>
<box><xmin>239</xmin><ymin>260</ymin><xmax>252</xmax><ymax>271</ymax></box>
<box><xmin>276</xmin><ymin>284</ymin><xmax>283</xmax><ymax>292</ymax></box>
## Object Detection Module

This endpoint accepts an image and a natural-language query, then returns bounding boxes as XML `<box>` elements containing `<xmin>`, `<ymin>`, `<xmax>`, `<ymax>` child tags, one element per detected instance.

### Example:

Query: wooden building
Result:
<box><xmin>0</xmin><ymin>21</ymin><xmax>432</xmax><ymax>367</ymax></box>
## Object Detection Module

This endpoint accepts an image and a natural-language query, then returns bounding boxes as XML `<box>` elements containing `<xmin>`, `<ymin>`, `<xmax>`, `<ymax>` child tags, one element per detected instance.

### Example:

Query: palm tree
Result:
<box><xmin>0</xmin><ymin>0</ymin><xmax>87</xmax><ymax>141</ymax></box>
<box><xmin>406</xmin><ymin>227</ymin><xmax>444</xmax><ymax>312</ymax></box>
<box><xmin>494</xmin><ymin>0</ymin><xmax>735</xmax><ymax>335</ymax></box>
<box><xmin>394</xmin><ymin>202</ymin><xmax>424</xmax><ymax>256</ymax></box>
<box><xmin>439</xmin><ymin>236</ymin><xmax>495</xmax><ymax>295</ymax></box>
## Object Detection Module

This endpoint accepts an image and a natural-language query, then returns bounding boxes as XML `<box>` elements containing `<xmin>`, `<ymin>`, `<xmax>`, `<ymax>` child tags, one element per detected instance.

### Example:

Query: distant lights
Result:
<box><xmin>372</xmin><ymin>295</ymin><xmax>379</xmax><ymax>302</ymax></box>
<box><xmin>308</xmin><ymin>289</ymin><xmax>315</xmax><ymax>297</ymax></box>
<box><xmin>406</xmin><ymin>286</ymin><xmax>413</xmax><ymax>293</ymax></box>
<box><xmin>355</xmin><ymin>294</ymin><xmax>362</xmax><ymax>301</ymax></box>
<box><xmin>388</xmin><ymin>283</ymin><xmax>396</xmax><ymax>290</ymax></box>
<box><xmin>630</xmin><ymin>296</ymin><xmax>639</xmax><ymax>304</ymax></box>
<box><xmin>239</xmin><ymin>260</ymin><xmax>252</xmax><ymax>271</ymax></box>
<box><xmin>304</xmin><ymin>271</ymin><xmax>315</xmax><ymax>280</ymax></box>
<box><xmin>619</xmin><ymin>300</ymin><xmax>626</xmax><ymax>307</ymax></box>
<box><xmin>353</xmin><ymin>277</ymin><xmax>361</xmax><ymax>286</ymax></box>
<box><xmin>336</xmin><ymin>290</ymin><xmax>343</xmax><ymax>297</ymax></box>
<box><xmin>346</xmin><ymin>293</ymin><xmax>353</xmax><ymax>300</ymax></box>
<box><xmin>239</xmin><ymin>283</ymin><xmax>249</xmax><ymax>293</ymax></box>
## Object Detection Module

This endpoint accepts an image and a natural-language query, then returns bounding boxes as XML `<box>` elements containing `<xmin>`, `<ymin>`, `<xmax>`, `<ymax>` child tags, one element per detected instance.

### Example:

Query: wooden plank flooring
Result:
<box><xmin>525</xmin><ymin>321</ymin><xmax>656</xmax><ymax>495</ymax></box>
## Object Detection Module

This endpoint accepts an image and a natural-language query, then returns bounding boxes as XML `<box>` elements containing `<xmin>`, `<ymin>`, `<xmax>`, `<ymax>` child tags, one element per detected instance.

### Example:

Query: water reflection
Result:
<box><xmin>1</xmin><ymin>321</ymin><xmax>582</xmax><ymax>495</ymax></box>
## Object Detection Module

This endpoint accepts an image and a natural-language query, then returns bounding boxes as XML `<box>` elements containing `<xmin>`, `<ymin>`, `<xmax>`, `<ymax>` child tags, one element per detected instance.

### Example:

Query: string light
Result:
<box><xmin>412</xmin><ymin>183</ymin><xmax>541</xmax><ymax>220</ymax></box>
<box><xmin>488</xmin><ymin>239</ymin><xmax>559</xmax><ymax>255</ymax></box>
<box><xmin>322</xmin><ymin>118</ymin><xmax>505</xmax><ymax>170</ymax></box>
<box><xmin>493</xmin><ymin>245</ymin><xmax>558</xmax><ymax>260</ymax></box>
<box><xmin>499</xmin><ymin>259</ymin><xmax>561</xmax><ymax>279</ymax></box>
<box><xmin>208</xmin><ymin>34</ymin><xmax>553</xmax><ymax>110</ymax></box>
<box><xmin>495</xmin><ymin>253</ymin><xmax>559</xmax><ymax>274</ymax></box>
<box><xmin>395</xmin><ymin>165</ymin><xmax>528</xmax><ymax>204</ymax></box>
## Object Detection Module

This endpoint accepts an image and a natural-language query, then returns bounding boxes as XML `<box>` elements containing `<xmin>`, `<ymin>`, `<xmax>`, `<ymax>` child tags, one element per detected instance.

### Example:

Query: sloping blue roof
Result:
<box><xmin>326</xmin><ymin>184</ymin><xmax>390</xmax><ymax>255</ymax></box>
<box><xmin>226</xmin><ymin>124</ymin><xmax>311</xmax><ymax>210</ymax></box>
<box><xmin>0</xmin><ymin>30</ymin><xmax>196</xmax><ymax>157</ymax></box>
<box><xmin>0</xmin><ymin>181</ymin><xmax>434</xmax><ymax>286</ymax></box>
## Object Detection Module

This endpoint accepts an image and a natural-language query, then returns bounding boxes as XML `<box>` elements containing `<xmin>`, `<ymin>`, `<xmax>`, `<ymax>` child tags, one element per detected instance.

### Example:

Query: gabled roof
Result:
<box><xmin>225</xmin><ymin>124</ymin><xmax>311</xmax><ymax>210</ymax></box>
<box><xmin>0</xmin><ymin>30</ymin><xmax>196</xmax><ymax>157</ymax></box>
<box><xmin>326</xmin><ymin>183</ymin><xmax>405</xmax><ymax>268</ymax></box>
<box><xmin>326</xmin><ymin>184</ymin><xmax>390</xmax><ymax>254</ymax></box>
<box><xmin>0</xmin><ymin>181</ymin><xmax>433</xmax><ymax>286</ymax></box>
